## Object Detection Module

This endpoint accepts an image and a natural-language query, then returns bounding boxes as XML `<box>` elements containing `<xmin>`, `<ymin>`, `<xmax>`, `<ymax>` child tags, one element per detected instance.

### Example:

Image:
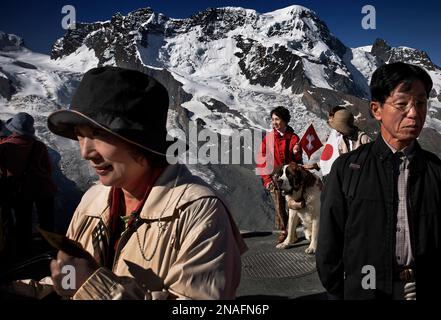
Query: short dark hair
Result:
<box><xmin>370</xmin><ymin>62</ymin><xmax>433</xmax><ymax>104</ymax></box>
<box><xmin>270</xmin><ymin>106</ymin><xmax>291</xmax><ymax>123</ymax></box>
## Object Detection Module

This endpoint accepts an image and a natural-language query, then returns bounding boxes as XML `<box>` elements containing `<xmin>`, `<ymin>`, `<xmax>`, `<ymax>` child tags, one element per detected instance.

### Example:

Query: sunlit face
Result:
<box><xmin>75</xmin><ymin>125</ymin><xmax>149</xmax><ymax>190</ymax></box>
<box><xmin>370</xmin><ymin>80</ymin><xmax>428</xmax><ymax>150</ymax></box>
<box><xmin>271</xmin><ymin>114</ymin><xmax>287</xmax><ymax>131</ymax></box>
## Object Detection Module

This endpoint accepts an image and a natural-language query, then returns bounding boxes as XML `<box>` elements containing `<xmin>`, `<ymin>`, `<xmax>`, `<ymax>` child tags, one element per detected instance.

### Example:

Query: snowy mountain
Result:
<box><xmin>2</xmin><ymin>5</ymin><xmax>441</xmax><ymax>231</ymax></box>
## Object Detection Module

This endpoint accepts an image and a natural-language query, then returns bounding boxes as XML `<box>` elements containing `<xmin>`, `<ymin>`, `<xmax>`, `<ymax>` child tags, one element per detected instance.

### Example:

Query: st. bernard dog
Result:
<box><xmin>274</xmin><ymin>162</ymin><xmax>323</xmax><ymax>254</ymax></box>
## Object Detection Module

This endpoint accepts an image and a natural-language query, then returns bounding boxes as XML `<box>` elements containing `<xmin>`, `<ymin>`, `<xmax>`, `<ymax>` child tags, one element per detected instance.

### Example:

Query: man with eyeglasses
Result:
<box><xmin>316</xmin><ymin>62</ymin><xmax>441</xmax><ymax>300</ymax></box>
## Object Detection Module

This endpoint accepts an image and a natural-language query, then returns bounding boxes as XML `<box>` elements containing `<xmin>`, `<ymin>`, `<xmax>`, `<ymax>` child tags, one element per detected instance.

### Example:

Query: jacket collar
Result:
<box><xmin>140</xmin><ymin>164</ymin><xmax>188</xmax><ymax>220</ymax></box>
<box><xmin>2</xmin><ymin>133</ymin><xmax>34</xmax><ymax>145</ymax></box>
<box><xmin>372</xmin><ymin>136</ymin><xmax>426</xmax><ymax>173</ymax></box>
<box><xmin>83</xmin><ymin>164</ymin><xmax>212</xmax><ymax>221</ymax></box>
<box><xmin>83</xmin><ymin>185</ymin><xmax>111</xmax><ymax>220</ymax></box>
<box><xmin>273</xmin><ymin>125</ymin><xmax>293</xmax><ymax>138</ymax></box>
<box><xmin>371</xmin><ymin>136</ymin><xmax>392</xmax><ymax>161</ymax></box>
<box><xmin>407</xmin><ymin>142</ymin><xmax>427</xmax><ymax>174</ymax></box>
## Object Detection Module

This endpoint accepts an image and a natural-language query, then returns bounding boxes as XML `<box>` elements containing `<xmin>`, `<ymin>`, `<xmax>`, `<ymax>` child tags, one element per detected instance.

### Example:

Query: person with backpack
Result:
<box><xmin>316</xmin><ymin>62</ymin><xmax>441</xmax><ymax>300</ymax></box>
<box><xmin>0</xmin><ymin>112</ymin><xmax>56</xmax><ymax>261</ymax></box>
<box><xmin>256</xmin><ymin>106</ymin><xmax>303</xmax><ymax>244</ymax></box>
<box><xmin>0</xmin><ymin>119</ymin><xmax>12</xmax><ymax>263</ymax></box>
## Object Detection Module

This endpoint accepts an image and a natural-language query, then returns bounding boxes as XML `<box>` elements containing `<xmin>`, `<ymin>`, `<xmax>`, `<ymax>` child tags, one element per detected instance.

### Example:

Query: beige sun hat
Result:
<box><xmin>327</xmin><ymin>108</ymin><xmax>357</xmax><ymax>136</ymax></box>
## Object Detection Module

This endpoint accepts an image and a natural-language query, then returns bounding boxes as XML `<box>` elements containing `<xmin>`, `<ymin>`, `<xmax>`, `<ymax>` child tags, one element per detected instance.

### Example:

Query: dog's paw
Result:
<box><xmin>276</xmin><ymin>242</ymin><xmax>294</xmax><ymax>249</ymax></box>
<box><xmin>276</xmin><ymin>242</ymin><xmax>288</xmax><ymax>249</ymax></box>
<box><xmin>304</xmin><ymin>246</ymin><xmax>316</xmax><ymax>254</ymax></box>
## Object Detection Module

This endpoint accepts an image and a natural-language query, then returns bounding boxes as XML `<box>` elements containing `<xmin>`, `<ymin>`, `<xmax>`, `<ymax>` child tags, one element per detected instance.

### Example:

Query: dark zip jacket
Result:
<box><xmin>316</xmin><ymin>137</ymin><xmax>441</xmax><ymax>299</ymax></box>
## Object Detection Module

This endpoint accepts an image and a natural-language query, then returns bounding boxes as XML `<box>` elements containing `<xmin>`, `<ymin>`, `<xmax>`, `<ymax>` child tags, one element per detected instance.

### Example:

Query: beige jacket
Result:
<box><xmin>14</xmin><ymin>164</ymin><xmax>247</xmax><ymax>300</ymax></box>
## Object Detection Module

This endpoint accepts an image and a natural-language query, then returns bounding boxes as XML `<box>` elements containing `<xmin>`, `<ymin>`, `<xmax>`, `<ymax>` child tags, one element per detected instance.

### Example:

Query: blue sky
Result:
<box><xmin>1</xmin><ymin>0</ymin><xmax>440</xmax><ymax>65</ymax></box>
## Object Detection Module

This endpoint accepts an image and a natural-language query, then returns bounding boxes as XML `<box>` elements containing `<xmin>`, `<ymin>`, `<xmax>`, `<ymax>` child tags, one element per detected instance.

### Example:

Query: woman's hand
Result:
<box><xmin>293</xmin><ymin>144</ymin><xmax>301</xmax><ymax>156</ymax></box>
<box><xmin>50</xmin><ymin>250</ymin><xmax>99</xmax><ymax>297</ymax></box>
<box><xmin>266</xmin><ymin>182</ymin><xmax>276</xmax><ymax>192</ymax></box>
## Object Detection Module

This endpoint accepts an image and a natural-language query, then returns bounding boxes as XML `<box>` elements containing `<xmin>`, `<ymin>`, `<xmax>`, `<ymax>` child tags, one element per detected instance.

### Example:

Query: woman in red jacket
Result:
<box><xmin>256</xmin><ymin>106</ymin><xmax>302</xmax><ymax>243</ymax></box>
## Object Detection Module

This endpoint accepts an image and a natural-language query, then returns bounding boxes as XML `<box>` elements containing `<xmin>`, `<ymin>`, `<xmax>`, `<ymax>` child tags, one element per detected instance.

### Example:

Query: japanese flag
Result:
<box><xmin>320</xmin><ymin>129</ymin><xmax>341</xmax><ymax>176</ymax></box>
<box><xmin>299</xmin><ymin>124</ymin><xmax>323</xmax><ymax>159</ymax></box>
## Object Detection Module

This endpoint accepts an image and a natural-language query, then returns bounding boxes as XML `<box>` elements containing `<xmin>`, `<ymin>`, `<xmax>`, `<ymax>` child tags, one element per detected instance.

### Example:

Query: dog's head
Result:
<box><xmin>274</xmin><ymin>163</ymin><xmax>315</xmax><ymax>195</ymax></box>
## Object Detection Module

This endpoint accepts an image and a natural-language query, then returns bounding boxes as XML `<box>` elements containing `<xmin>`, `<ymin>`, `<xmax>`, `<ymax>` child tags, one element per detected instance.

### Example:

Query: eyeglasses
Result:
<box><xmin>384</xmin><ymin>99</ymin><xmax>427</xmax><ymax>113</ymax></box>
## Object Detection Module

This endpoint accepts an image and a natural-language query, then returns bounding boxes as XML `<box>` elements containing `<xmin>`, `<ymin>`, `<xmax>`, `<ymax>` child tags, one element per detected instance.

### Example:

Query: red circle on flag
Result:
<box><xmin>321</xmin><ymin>144</ymin><xmax>334</xmax><ymax>161</ymax></box>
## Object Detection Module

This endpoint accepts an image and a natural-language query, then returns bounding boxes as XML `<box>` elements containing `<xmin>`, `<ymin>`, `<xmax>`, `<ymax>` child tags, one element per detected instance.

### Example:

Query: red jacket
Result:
<box><xmin>0</xmin><ymin>134</ymin><xmax>56</xmax><ymax>199</ymax></box>
<box><xmin>256</xmin><ymin>126</ymin><xmax>302</xmax><ymax>187</ymax></box>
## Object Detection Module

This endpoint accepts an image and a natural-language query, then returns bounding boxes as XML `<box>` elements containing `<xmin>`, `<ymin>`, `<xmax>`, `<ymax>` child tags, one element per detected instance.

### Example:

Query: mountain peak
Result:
<box><xmin>371</xmin><ymin>37</ymin><xmax>437</xmax><ymax>70</ymax></box>
<box><xmin>128</xmin><ymin>7</ymin><xmax>154</xmax><ymax>15</ymax></box>
<box><xmin>371</xmin><ymin>38</ymin><xmax>391</xmax><ymax>61</ymax></box>
<box><xmin>0</xmin><ymin>31</ymin><xmax>25</xmax><ymax>51</ymax></box>
<box><xmin>216</xmin><ymin>6</ymin><xmax>257</xmax><ymax>14</ymax></box>
<box><xmin>263</xmin><ymin>4</ymin><xmax>315</xmax><ymax>18</ymax></box>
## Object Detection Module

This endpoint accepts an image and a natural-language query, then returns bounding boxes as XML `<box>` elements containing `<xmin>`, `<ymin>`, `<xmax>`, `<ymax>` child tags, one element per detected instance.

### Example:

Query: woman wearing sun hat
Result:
<box><xmin>327</xmin><ymin>106</ymin><xmax>371</xmax><ymax>154</ymax></box>
<box><xmin>35</xmin><ymin>66</ymin><xmax>246</xmax><ymax>300</ymax></box>
<box><xmin>303</xmin><ymin>106</ymin><xmax>371</xmax><ymax>176</ymax></box>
